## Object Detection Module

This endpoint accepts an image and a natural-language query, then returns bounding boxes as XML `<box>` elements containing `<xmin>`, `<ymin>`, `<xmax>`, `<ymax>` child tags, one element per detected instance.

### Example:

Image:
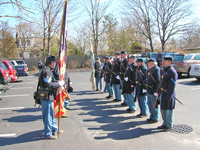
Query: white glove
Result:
<box><xmin>154</xmin><ymin>93</ymin><xmax>158</xmax><ymax>97</ymax></box>
<box><xmin>116</xmin><ymin>75</ymin><xmax>120</xmax><ymax>80</ymax></box>
<box><xmin>70</xmin><ymin>82</ymin><xmax>72</xmax><ymax>85</ymax></box>
<box><xmin>125</xmin><ymin>77</ymin><xmax>128</xmax><ymax>81</ymax></box>
<box><xmin>58</xmin><ymin>80</ymin><xmax>65</xmax><ymax>86</ymax></box>
<box><xmin>143</xmin><ymin>89</ymin><xmax>147</xmax><ymax>93</ymax></box>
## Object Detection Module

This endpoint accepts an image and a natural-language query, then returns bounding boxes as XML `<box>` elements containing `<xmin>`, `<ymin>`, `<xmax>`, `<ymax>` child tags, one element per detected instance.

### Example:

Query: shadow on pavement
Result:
<box><xmin>0</xmin><ymin>130</ymin><xmax>43</xmax><ymax>147</ymax></box>
<box><xmin>33</xmin><ymin>73</ymin><xmax>39</xmax><ymax>77</ymax></box>
<box><xmin>178</xmin><ymin>79</ymin><xmax>200</xmax><ymax>86</ymax></box>
<box><xmin>71</xmin><ymin>90</ymin><xmax>102</xmax><ymax>95</ymax></box>
<box><xmin>95</xmin><ymin>127</ymin><xmax>161</xmax><ymax>140</ymax></box>
<box><xmin>76</xmin><ymin>95</ymin><xmax>160</xmax><ymax>140</ymax></box>
<box><xmin>3</xmin><ymin>115</ymin><xmax>42</xmax><ymax>122</ymax></box>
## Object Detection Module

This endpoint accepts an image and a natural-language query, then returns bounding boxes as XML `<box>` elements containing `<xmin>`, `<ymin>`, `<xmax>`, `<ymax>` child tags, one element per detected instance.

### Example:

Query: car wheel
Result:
<box><xmin>187</xmin><ymin>67</ymin><xmax>191</xmax><ymax>77</ymax></box>
<box><xmin>196</xmin><ymin>78</ymin><xmax>200</xmax><ymax>81</ymax></box>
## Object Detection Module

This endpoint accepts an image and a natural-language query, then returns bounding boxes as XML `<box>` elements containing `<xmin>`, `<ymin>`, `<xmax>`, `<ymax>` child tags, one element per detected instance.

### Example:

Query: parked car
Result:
<box><xmin>10</xmin><ymin>60</ymin><xmax>29</xmax><ymax>76</ymax></box>
<box><xmin>0</xmin><ymin>63</ymin><xmax>11</xmax><ymax>84</ymax></box>
<box><xmin>3</xmin><ymin>60</ymin><xmax>18</xmax><ymax>82</ymax></box>
<box><xmin>189</xmin><ymin>64</ymin><xmax>200</xmax><ymax>81</ymax></box>
<box><xmin>172</xmin><ymin>53</ymin><xmax>200</xmax><ymax>77</ymax></box>
<box><xmin>156</xmin><ymin>52</ymin><xmax>178</xmax><ymax>67</ymax></box>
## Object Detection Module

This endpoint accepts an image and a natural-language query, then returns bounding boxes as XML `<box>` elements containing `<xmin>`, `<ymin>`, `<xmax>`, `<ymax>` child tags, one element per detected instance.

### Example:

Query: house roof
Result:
<box><xmin>183</xmin><ymin>39</ymin><xmax>200</xmax><ymax>50</ymax></box>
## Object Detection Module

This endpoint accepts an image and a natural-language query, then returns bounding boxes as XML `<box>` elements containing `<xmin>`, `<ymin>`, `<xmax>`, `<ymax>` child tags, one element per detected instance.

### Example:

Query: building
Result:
<box><xmin>183</xmin><ymin>39</ymin><xmax>200</xmax><ymax>53</ymax></box>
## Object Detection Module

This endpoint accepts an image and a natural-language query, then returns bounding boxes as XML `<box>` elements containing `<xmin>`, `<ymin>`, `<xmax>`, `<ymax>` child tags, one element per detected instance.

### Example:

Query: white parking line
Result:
<box><xmin>0</xmin><ymin>134</ymin><xmax>16</xmax><ymax>137</ymax></box>
<box><xmin>191</xmin><ymin>88</ymin><xmax>200</xmax><ymax>90</ymax></box>
<box><xmin>14</xmin><ymin>82</ymin><xmax>34</xmax><ymax>84</ymax></box>
<box><xmin>0</xmin><ymin>107</ymin><xmax>25</xmax><ymax>110</ymax></box>
<box><xmin>11</xmin><ymin>87</ymin><xmax>33</xmax><ymax>89</ymax></box>
<box><xmin>0</xmin><ymin>94</ymin><xmax>30</xmax><ymax>98</ymax></box>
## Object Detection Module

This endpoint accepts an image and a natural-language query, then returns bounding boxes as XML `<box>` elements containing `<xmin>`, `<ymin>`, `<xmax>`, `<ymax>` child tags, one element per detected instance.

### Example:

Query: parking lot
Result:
<box><xmin>0</xmin><ymin>70</ymin><xmax>200</xmax><ymax>150</ymax></box>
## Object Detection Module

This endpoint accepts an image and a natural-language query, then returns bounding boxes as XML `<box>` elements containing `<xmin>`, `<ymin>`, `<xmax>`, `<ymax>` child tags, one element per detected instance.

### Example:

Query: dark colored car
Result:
<box><xmin>10</xmin><ymin>60</ymin><xmax>29</xmax><ymax>77</ymax></box>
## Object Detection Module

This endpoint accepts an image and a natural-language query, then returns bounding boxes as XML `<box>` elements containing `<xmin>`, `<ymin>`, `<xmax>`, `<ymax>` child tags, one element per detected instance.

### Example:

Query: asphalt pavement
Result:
<box><xmin>0</xmin><ymin>70</ymin><xmax>200</xmax><ymax>150</ymax></box>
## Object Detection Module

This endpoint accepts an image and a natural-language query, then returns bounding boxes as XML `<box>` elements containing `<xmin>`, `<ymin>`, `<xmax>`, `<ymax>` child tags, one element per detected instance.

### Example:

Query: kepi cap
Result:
<box><xmin>136</xmin><ymin>58</ymin><xmax>144</xmax><ymax>63</ymax></box>
<box><xmin>129</xmin><ymin>54</ymin><xmax>136</xmax><ymax>59</ymax></box>
<box><xmin>148</xmin><ymin>58</ymin><xmax>157</xmax><ymax>63</ymax></box>
<box><xmin>164</xmin><ymin>55</ymin><xmax>173</xmax><ymax>61</ymax></box>
<box><xmin>121</xmin><ymin>50</ymin><xmax>127</xmax><ymax>55</ymax></box>
<box><xmin>96</xmin><ymin>57</ymin><xmax>100</xmax><ymax>60</ymax></box>
<box><xmin>46</xmin><ymin>55</ymin><xmax>56</xmax><ymax>62</ymax></box>
<box><xmin>115</xmin><ymin>51</ymin><xmax>120</xmax><ymax>55</ymax></box>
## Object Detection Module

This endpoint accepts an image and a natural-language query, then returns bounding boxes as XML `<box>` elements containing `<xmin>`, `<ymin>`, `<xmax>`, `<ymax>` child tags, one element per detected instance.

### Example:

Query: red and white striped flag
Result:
<box><xmin>54</xmin><ymin>1</ymin><xmax>69</xmax><ymax>119</ymax></box>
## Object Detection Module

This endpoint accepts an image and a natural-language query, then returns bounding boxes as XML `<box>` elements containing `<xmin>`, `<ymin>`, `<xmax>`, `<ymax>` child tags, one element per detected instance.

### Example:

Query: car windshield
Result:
<box><xmin>173</xmin><ymin>55</ymin><xmax>184</xmax><ymax>61</ymax></box>
<box><xmin>8</xmin><ymin>62</ymin><xmax>15</xmax><ymax>69</ymax></box>
<box><xmin>16</xmin><ymin>60</ymin><xmax>25</xmax><ymax>65</ymax></box>
<box><xmin>184</xmin><ymin>55</ymin><xmax>193</xmax><ymax>60</ymax></box>
<box><xmin>0</xmin><ymin>63</ymin><xmax>7</xmax><ymax>71</ymax></box>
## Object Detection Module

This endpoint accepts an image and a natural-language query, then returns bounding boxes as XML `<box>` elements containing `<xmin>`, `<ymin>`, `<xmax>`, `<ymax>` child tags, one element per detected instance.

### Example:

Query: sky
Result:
<box><xmin>1</xmin><ymin>0</ymin><xmax>200</xmax><ymax>37</ymax></box>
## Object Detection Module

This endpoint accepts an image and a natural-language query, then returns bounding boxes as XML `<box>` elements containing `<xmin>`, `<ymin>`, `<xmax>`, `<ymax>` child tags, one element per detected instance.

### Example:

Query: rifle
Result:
<box><xmin>153</xmin><ymin>71</ymin><xmax>162</xmax><ymax>109</ymax></box>
<box><xmin>161</xmin><ymin>88</ymin><xmax>183</xmax><ymax>105</ymax></box>
<box><xmin>134</xmin><ymin>69</ymin><xmax>138</xmax><ymax>102</ymax></box>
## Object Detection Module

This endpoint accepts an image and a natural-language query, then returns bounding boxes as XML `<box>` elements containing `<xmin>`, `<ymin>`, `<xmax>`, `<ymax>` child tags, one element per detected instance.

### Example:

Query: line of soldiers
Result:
<box><xmin>96</xmin><ymin>50</ymin><xmax>178</xmax><ymax>132</ymax></box>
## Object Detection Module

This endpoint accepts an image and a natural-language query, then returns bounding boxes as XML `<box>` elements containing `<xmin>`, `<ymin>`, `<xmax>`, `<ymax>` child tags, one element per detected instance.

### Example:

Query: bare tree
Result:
<box><xmin>0</xmin><ymin>0</ymin><xmax>34</xmax><ymax>22</ymax></box>
<box><xmin>83</xmin><ymin>0</ymin><xmax>112</xmax><ymax>55</ymax></box>
<box><xmin>122</xmin><ymin>0</ymin><xmax>155</xmax><ymax>52</ymax></box>
<box><xmin>15</xmin><ymin>22</ymin><xmax>35</xmax><ymax>59</ymax></box>
<box><xmin>33</xmin><ymin>0</ymin><xmax>80</xmax><ymax>57</ymax></box>
<box><xmin>152</xmin><ymin>0</ymin><xmax>192</xmax><ymax>53</ymax></box>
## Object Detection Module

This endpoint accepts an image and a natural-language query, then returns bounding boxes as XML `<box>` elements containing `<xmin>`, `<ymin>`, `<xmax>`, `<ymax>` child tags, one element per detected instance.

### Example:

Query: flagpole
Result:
<box><xmin>57</xmin><ymin>0</ymin><xmax>68</xmax><ymax>138</ymax></box>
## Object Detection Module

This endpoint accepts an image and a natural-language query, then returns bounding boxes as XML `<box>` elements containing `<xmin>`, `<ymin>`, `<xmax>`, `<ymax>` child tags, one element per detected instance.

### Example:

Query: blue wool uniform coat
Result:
<box><xmin>39</xmin><ymin>66</ymin><xmax>60</xmax><ymax>100</ymax></box>
<box><xmin>105</xmin><ymin>61</ymin><xmax>112</xmax><ymax>83</ymax></box>
<box><xmin>120</xmin><ymin>59</ymin><xmax>128</xmax><ymax>80</ymax></box>
<box><xmin>161</xmin><ymin>65</ymin><xmax>178</xmax><ymax>110</ymax></box>
<box><xmin>111</xmin><ymin>58</ymin><xmax>121</xmax><ymax>84</ymax></box>
<box><xmin>94</xmin><ymin>62</ymin><xmax>104</xmax><ymax>78</ymax></box>
<box><xmin>145</xmin><ymin>65</ymin><xmax>160</xmax><ymax>95</ymax></box>
<box><xmin>136</xmin><ymin>64</ymin><xmax>147</xmax><ymax>96</ymax></box>
<box><xmin>123</xmin><ymin>62</ymin><xmax>137</xmax><ymax>94</ymax></box>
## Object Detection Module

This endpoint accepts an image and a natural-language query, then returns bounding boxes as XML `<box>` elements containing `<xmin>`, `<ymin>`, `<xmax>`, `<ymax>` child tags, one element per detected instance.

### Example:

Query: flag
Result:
<box><xmin>54</xmin><ymin>1</ymin><xmax>70</xmax><ymax>119</ymax></box>
<box><xmin>89</xmin><ymin>35</ymin><xmax>95</xmax><ymax>90</ymax></box>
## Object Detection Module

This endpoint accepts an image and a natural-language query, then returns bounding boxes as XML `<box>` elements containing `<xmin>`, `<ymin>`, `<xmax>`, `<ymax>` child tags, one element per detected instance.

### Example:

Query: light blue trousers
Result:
<box><xmin>112</xmin><ymin>84</ymin><xmax>122</xmax><ymax>100</ymax></box>
<box><xmin>161</xmin><ymin>110</ymin><xmax>173</xmax><ymax>128</ymax></box>
<box><xmin>124</xmin><ymin>93</ymin><xmax>137</xmax><ymax>111</ymax></box>
<box><xmin>106</xmin><ymin>82</ymin><xmax>113</xmax><ymax>96</ymax></box>
<box><xmin>41</xmin><ymin>100</ymin><xmax>58</xmax><ymax>138</ymax></box>
<box><xmin>95</xmin><ymin>77</ymin><xmax>102</xmax><ymax>90</ymax></box>
<box><xmin>121</xmin><ymin>80</ymin><xmax>128</xmax><ymax>105</ymax></box>
<box><xmin>147</xmin><ymin>94</ymin><xmax>160</xmax><ymax>121</ymax></box>
<box><xmin>64</xmin><ymin>98</ymin><xmax>69</xmax><ymax>108</ymax></box>
<box><xmin>137</xmin><ymin>95</ymin><xmax>148</xmax><ymax>115</ymax></box>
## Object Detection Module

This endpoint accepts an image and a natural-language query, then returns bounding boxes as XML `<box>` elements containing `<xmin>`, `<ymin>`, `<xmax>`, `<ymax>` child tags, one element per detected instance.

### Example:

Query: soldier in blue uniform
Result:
<box><xmin>111</xmin><ymin>52</ymin><xmax>122</xmax><ymax>102</ymax></box>
<box><xmin>39</xmin><ymin>55</ymin><xmax>64</xmax><ymax>139</ymax></box>
<box><xmin>157</xmin><ymin>55</ymin><xmax>178</xmax><ymax>132</ymax></box>
<box><xmin>135</xmin><ymin>58</ymin><xmax>148</xmax><ymax>118</ymax></box>
<box><xmin>145</xmin><ymin>58</ymin><xmax>160</xmax><ymax>123</ymax></box>
<box><xmin>94</xmin><ymin>57</ymin><xmax>104</xmax><ymax>91</ymax></box>
<box><xmin>120</xmin><ymin>50</ymin><xmax>128</xmax><ymax>106</ymax></box>
<box><xmin>102</xmin><ymin>56</ymin><xmax>108</xmax><ymax>93</ymax></box>
<box><xmin>122</xmin><ymin>55</ymin><xmax>137</xmax><ymax>113</ymax></box>
<box><xmin>104</xmin><ymin>56</ymin><xmax>114</xmax><ymax>99</ymax></box>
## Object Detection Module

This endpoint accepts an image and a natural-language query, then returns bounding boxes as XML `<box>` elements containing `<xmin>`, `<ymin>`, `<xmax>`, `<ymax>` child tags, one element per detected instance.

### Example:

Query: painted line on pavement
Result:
<box><xmin>14</xmin><ymin>82</ymin><xmax>34</xmax><ymax>84</ymax></box>
<box><xmin>0</xmin><ymin>134</ymin><xmax>16</xmax><ymax>137</ymax></box>
<box><xmin>191</xmin><ymin>88</ymin><xmax>200</xmax><ymax>90</ymax></box>
<box><xmin>0</xmin><ymin>94</ymin><xmax>30</xmax><ymax>98</ymax></box>
<box><xmin>11</xmin><ymin>87</ymin><xmax>33</xmax><ymax>90</ymax></box>
<box><xmin>0</xmin><ymin>107</ymin><xmax>25</xmax><ymax>110</ymax></box>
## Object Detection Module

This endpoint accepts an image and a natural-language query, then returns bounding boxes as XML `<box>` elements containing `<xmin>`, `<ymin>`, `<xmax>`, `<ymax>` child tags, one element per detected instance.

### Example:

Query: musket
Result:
<box><xmin>134</xmin><ymin>69</ymin><xmax>138</xmax><ymax>102</ymax></box>
<box><xmin>161</xmin><ymin>88</ymin><xmax>183</xmax><ymax>105</ymax></box>
<box><xmin>153</xmin><ymin>70</ymin><xmax>162</xmax><ymax>109</ymax></box>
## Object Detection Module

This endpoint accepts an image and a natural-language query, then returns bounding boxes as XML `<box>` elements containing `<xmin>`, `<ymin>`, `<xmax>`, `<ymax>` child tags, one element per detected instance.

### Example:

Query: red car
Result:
<box><xmin>3</xmin><ymin>60</ymin><xmax>18</xmax><ymax>82</ymax></box>
<box><xmin>0</xmin><ymin>63</ymin><xmax>11</xmax><ymax>84</ymax></box>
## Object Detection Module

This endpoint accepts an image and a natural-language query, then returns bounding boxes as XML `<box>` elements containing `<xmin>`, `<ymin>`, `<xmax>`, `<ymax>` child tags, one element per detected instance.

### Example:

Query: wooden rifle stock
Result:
<box><xmin>153</xmin><ymin>92</ymin><xmax>160</xmax><ymax>109</ymax></box>
<box><xmin>134</xmin><ymin>94</ymin><xmax>137</xmax><ymax>102</ymax></box>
